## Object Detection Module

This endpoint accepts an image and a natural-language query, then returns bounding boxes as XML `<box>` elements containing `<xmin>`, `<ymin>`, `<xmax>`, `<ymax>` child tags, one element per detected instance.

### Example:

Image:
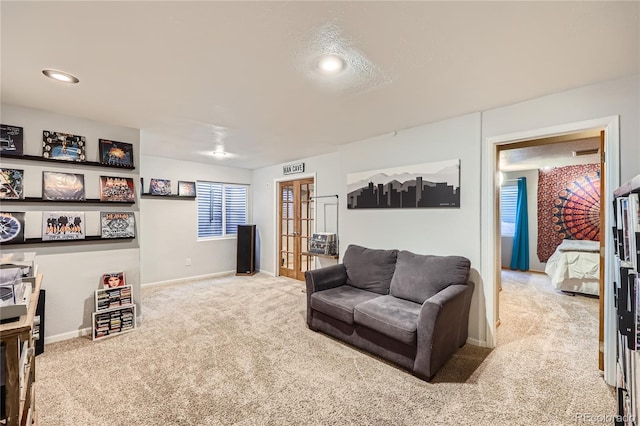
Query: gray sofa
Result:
<box><xmin>304</xmin><ymin>244</ymin><xmax>474</xmax><ymax>381</ymax></box>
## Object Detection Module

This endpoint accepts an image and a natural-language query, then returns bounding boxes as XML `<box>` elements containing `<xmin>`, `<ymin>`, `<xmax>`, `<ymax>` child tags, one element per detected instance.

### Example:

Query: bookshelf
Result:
<box><xmin>92</xmin><ymin>285</ymin><xmax>136</xmax><ymax>340</ymax></box>
<box><xmin>613</xmin><ymin>173</ymin><xmax>640</xmax><ymax>425</ymax></box>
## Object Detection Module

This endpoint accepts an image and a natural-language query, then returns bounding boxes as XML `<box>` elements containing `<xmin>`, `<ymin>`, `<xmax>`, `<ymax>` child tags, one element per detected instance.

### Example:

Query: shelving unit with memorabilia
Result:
<box><xmin>139</xmin><ymin>178</ymin><xmax>196</xmax><ymax>199</ymax></box>
<box><xmin>612</xmin><ymin>173</ymin><xmax>640</xmax><ymax>426</ymax></box>
<box><xmin>0</xmin><ymin>272</ymin><xmax>43</xmax><ymax>426</ymax></box>
<box><xmin>92</xmin><ymin>272</ymin><xmax>136</xmax><ymax>341</ymax></box>
<box><xmin>0</xmin><ymin>125</ymin><xmax>138</xmax><ymax>247</ymax></box>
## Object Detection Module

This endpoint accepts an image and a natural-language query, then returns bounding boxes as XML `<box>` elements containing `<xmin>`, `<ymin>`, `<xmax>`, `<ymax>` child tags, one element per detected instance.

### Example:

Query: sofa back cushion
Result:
<box><xmin>343</xmin><ymin>245</ymin><xmax>398</xmax><ymax>295</ymax></box>
<box><xmin>390</xmin><ymin>251</ymin><xmax>471</xmax><ymax>304</ymax></box>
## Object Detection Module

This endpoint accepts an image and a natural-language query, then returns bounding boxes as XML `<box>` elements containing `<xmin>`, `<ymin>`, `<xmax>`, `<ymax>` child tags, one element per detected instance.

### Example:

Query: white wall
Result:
<box><xmin>483</xmin><ymin>75</ymin><xmax>639</xmax><ymax>183</ymax></box>
<box><xmin>0</xmin><ymin>104</ymin><xmax>140</xmax><ymax>340</ymax></box>
<box><xmin>139</xmin><ymin>155</ymin><xmax>252</xmax><ymax>284</ymax></box>
<box><xmin>339</xmin><ymin>113</ymin><xmax>484</xmax><ymax>343</ymax></box>
<box><xmin>251</xmin><ymin>152</ymin><xmax>341</xmax><ymax>275</ymax></box>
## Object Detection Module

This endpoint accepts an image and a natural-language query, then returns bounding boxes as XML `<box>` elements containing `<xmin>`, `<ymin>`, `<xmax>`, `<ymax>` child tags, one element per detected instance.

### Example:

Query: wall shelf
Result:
<box><xmin>140</xmin><ymin>193</ymin><xmax>195</xmax><ymax>199</ymax></box>
<box><xmin>0</xmin><ymin>154</ymin><xmax>135</xmax><ymax>170</ymax></box>
<box><xmin>0</xmin><ymin>235</ymin><xmax>134</xmax><ymax>246</ymax></box>
<box><xmin>1</xmin><ymin>197</ymin><xmax>134</xmax><ymax>205</ymax></box>
<box><xmin>302</xmin><ymin>252</ymin><xmax>339</xmax><ymax>260</ymax></box>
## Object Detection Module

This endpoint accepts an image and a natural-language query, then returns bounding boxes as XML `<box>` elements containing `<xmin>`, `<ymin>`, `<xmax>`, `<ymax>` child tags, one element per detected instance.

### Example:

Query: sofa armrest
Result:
<box><xmin>304</xmin><ymin>264</ymin><xmax>348</xmax><ymax>329</ymax></box>
<box><xmin>413</xmin><ymin>282</ymin><xmax>474</xmax><ymax>380</ymax></box>
<box><xmin>304</xmin><ymin>264</ymin><xmax>348</xmax><ymax>295</ymax></box>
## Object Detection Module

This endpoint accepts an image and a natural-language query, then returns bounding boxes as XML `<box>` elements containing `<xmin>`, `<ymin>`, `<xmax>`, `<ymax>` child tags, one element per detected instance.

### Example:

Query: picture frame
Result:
<box><xmin>101</xmin><ymin>271</ymin><xmax>126</xmax><ymax>288</ymax></box>
<box><xmin>149</xmin><ymin>178</ymin><xmax>171</xmax><ymax>195</ymax></box>
<box><xmin>0</xmin><ymin>212</ymin><xmax>25</xmax><ymax>243</ymax></box>
<box><xmin>100</xmin><ymin>212</ymin><xmax>135</xmax><ymax>238</ymax></box>
<box><xmin>0</xmin><ymin>124</ymin><xmax>24</xmax><ymax>156</ymax></box>
<box><xmin>42</xmin><ymin>171</ymin><xmax>85</xmax><ymax>201</ymax></box>
<box><xmin>98</xmin><ymin>139</ymin><xmax>134</xmax><ymax>168</ymax></box>
<box><xmin>346</xmin><ymin>159</ymin><xmax>461</xmax><ymax>209</ymax></box>
<box><xmin>178</xmin><ymin>181</ymin><xmax>196</xmax><ymax>197</ymax></box>
<box><xmin>42</xmin><ymin>211</ymin><xmax>85</xmax><ymax>241</ymax></box>
<box><xmin>99</xmin><ymin>176</ymin><xmax>135</xmax><ymax>202</ymax></box>
<box><xmin>0</xmin><ymin>168</ymin><xmax>24</xmax><ymax>199</ymax></box>
<box><xmin>42</xmin><ymin>130</ymin><xmax>86</xmax><ymax>162</ymax></box>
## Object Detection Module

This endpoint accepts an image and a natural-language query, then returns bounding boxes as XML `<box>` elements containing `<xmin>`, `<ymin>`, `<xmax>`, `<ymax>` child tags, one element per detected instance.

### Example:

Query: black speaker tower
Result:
<box><xmin>236</xmin><ymin>224</ymin><xmax>256</xmax><ymax>276</ymax></box>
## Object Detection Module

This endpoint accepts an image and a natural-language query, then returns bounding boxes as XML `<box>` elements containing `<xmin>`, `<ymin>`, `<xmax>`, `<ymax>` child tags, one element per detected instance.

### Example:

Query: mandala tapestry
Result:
<box><xmin>537</xmin><ymin>164</ymin><xmax>601</xmax><ymax>263</ymax></box>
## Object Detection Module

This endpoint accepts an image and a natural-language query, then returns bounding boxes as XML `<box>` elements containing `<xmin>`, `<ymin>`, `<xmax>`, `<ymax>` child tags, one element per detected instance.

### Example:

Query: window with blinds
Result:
<box><xmin>197</xmin><ymin>181</ymin><xmax>248</xmax><ymax>238</ymax></box>
<box><xmin>500</xmin><ymin>180</ymin><xmax>519</xmax><ymax>236</ymax></box>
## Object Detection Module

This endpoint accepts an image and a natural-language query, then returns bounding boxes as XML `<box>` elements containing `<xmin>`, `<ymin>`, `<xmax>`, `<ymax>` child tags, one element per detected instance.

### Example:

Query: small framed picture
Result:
<box><xmin>149</xmin><ymin>178</ymin><xmax>171</xmax><ymax>195</ymax></box>
<box><xmin>178</xmin><ymin>181</ymin><xmax>196</xmax><ymax>197</ymax></box>
<box><xmin>42</xmin><ymin>130</ymin><xmax>86</xmax><ymax>162</ymax></box>
<box><xmin>100</xmin><ymin>212</ymin><xmax>135</xmax><ymax>239</ymax></box>
<box><xmin>0</xmin><ymin>212</ymin><xmax>25</xmax><ymax>243</ymax></box>
<box><xmin>98</xmin><ymin>139</ymin><xmax>134</xmax><ymax>168</ymax></box>
<box><xmin>102</xmin><ymin>272</ymin><xmax>126</xmax><ymax>288</ymax></box>
<box><xmin>0</xmin><ymin>168</ymin><xmax>24</xmax><ymax>199</ymax></box>
<box><xmin>99</xmin><ymin>176</ymin><xmax>135</xmax><ymax>202</ymax></box>
<box><xmin>43</xmin><ymin>171</ymin><xmax>85</xmax><ymax>201</ymax></box>
<box><xmin>1</xmin><ymin>124</ymin><xmax>24</xmax><ymax>156</ymax></box>
<box><xmin>42</xmin><ymin>211</ymin><xmax>85</xmax><ymax>241</ymax></box>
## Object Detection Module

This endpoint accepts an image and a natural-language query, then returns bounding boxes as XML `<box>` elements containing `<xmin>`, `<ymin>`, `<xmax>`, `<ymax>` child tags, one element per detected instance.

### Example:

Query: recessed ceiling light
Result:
<box><xmin>316</xmin><ymin>54</ymin><xmax>346</xmax><ymax>74</ymax></box>
<box><xmin>42</xmin><ymin>69</ymin><xmax>79</xmax><ymax>84</ymax></box>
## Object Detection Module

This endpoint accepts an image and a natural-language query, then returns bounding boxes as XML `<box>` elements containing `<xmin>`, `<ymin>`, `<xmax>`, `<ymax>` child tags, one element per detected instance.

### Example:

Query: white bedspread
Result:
<box><xmin>544</xmin><ymin>239</ymin><xmax>600</xmax><ymax>295</ymax></box>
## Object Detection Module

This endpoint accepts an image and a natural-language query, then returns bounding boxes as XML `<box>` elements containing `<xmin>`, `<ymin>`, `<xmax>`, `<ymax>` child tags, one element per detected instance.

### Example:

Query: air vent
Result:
<box><xmin>572</xmin><ymin>148</ymin><xmax>599</xmax><ymax>157</ymax></box>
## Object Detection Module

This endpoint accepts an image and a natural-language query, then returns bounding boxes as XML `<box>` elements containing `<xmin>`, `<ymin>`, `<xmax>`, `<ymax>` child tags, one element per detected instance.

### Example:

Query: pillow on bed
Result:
<box><xmin>557</xmin><ymin>239</ymin><xmax>600</xmax><ymax>253</ymax></box>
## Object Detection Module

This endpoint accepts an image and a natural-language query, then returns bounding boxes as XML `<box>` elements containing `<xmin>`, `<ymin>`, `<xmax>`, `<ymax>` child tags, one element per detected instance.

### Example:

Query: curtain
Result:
<box><xmin>510</xmin><ymin>177</ymin><xmax>529</xmax><ymax>271</ymax></box>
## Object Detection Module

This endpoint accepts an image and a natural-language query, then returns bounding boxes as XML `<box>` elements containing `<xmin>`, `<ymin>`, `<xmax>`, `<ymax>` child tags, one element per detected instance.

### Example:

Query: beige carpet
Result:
<box><xmin>35</xmin><ymin>270</ymin><xmax>615</xmax><ymax>425</ymax></box>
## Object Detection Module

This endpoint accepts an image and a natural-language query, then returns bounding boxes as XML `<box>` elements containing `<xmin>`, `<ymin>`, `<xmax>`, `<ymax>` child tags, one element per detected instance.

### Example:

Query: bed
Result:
<box><xmin>544</xmin><ymin>239</ymin><xmax>601</xmax><ymax>296</ymax></box>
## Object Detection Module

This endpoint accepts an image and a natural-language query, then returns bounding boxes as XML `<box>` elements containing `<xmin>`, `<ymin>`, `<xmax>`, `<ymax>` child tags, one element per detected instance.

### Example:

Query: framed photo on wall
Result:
<box><xmin>0</xmin><ymin>212</ymin><xmax>25</xmax><ymax>243</ymax></box>
<box><xmin>149</xmin><ymin>178</ymin><xmax>171</xmax><ymax>195</ymax></box>
<box><xmin>98</xmin><ymin>139</ymin><xmax>134</xmax><ymax>168</ymax></box>
<box><xmin>99</xmin><ymin>176</ymin><xmax>135</xmax><ymax>202</ymax></box>
<box><xmin>0</xmin><ymin>168</ymin><xmax>24</xmax><ymax>199</ymax></box>
<box><xmin>178</xmin><ymin>181</ymin><xmax>196</xmax><ymax>197</ymax></box>
<box><xmin>100</xmin><ymin>211</ymin><xmax>135</xmax><ymax>238</ymax></box>
<box><xmin>42</xmin><ymin>130</ymin><xmax>86</xmax><ymax>162</ymax></box>
<box><xmin>0</xmin><ymin>124</ymin><xmax>24</xmax><ymax>156</ymax></box>
<box><xmin>42</xmin><ymin>211</ymin><xmax>85</xmax><ymax>241</ymax></box>
<box><xmin>42</xmin><ymin>171</ymin><xmax>85</xmax><ymax>201</ymax></box>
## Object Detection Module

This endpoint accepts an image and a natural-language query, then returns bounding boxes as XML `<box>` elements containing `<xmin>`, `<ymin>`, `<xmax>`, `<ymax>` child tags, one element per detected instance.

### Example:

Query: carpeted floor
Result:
<box><xmin>35</xmin><ymin>270</ymin><xmax>615</xmax><ymax>425</ymax></box>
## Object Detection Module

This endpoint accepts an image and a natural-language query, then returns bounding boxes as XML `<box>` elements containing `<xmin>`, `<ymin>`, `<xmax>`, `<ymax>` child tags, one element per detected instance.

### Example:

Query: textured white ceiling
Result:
<box><xmin>1</xmin><ymin>1</ymin><xmax>638</xmax><ymax>169</ymax></box>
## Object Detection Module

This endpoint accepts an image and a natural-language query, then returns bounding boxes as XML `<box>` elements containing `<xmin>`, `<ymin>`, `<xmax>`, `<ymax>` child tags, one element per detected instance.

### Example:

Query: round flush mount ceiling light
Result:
<box><xmin>42</xmin><ymin>69</ymin><xmax>79</xmax><ymax>84</ymax></box>
<box><xmin>212</xmin><ymin>150</ymin><xmax>227</xmax><ymax>158</ymax></box>
<box><xmin>316</xmin><ymin>54</ymin><xmax>346</xmax><ymax>74</ymax></box>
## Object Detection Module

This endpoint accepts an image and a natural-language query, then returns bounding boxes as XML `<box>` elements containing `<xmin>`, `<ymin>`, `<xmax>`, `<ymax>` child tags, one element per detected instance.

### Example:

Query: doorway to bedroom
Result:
<box><xmin>496</xmin><ymin>130</ymin><xmax>605</xmax><ymax>370</ymax></box>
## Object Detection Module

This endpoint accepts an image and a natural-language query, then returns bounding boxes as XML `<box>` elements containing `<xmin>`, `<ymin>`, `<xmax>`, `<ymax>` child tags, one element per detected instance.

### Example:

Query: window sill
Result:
<box><xmin>197</xmin><ymin>235</ymin><xmax>237</xmax><ymax>242</ymax></box>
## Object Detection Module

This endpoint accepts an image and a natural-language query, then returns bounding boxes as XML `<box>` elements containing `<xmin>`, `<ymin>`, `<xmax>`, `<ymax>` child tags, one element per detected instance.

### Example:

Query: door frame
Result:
<box><xmin>272</xmin><ymin>172</ymin><xmax>317</xmax><ymax>277</ymax></box>
<box><xmin>481</xmin><ymin>115</ymin><xmax>619</xmax><ymax>386</ymax></box>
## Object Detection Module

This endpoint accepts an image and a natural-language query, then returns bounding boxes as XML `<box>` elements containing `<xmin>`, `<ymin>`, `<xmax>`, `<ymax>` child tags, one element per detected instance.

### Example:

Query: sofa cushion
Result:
<box><xmin>390</xmin><ymin>251</ymin><xmax>471</xmax><ymax>304</ymax></box>
<box><xmin>311</xmin><ymin>285</ymin><xmax>383</xmax><ymax>325</ymax></box>
<box><xmin>353</xmin><ymin>295</ymin><xmax>421</xmax><ymax>345</ymax></box>
<box><xmin>343</xmin><ymin>245</ymin><xmax>398</xmax><ymax>295</ymax></box>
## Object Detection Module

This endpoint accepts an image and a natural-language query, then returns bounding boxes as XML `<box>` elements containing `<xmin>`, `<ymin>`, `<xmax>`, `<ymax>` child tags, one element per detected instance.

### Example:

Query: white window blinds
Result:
<box><xmin>197</xmin><ymin>181</ymin><xmax>248</xmax><ymax>238</ymax></box>
<box><xmin>500</xmin><ymin>180</ymin><xmax>519</xmax><ymax>236</ymax></box>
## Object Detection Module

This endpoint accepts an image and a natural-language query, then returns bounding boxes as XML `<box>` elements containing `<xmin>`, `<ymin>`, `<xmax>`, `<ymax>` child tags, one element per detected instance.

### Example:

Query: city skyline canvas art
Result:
<box><xmin>346</xmin><ymin>159</ymin><xmax>460</xmax><ymax>209</ymax></box>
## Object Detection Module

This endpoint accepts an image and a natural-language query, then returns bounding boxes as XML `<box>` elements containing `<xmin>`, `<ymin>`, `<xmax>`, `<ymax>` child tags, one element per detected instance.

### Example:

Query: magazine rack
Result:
<box><xmin>92</xmin><ymin>285</ymin><xmax>136</xmax><ymax>340</ymax></box>
<box><xmin>302</xmin><ymin>195</ymin><xmax>340</xmax><ymax>261</ymax></box>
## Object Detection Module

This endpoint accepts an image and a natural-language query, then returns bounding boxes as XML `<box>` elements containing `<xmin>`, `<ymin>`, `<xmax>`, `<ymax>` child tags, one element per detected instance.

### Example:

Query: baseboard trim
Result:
<box><xmin>141</xmin><ymin>271</ymin><xmax>235</xmax><ymax>288</ymax></box>
<box><xmin>466</xmin><ymin>337</ymin><xmax>487</xmax><ymax>347</ymax></box>
<box><xmin>45</xmin><ymin>327</ymin><xmax>91</xmax><ymax>345</ymax></box>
